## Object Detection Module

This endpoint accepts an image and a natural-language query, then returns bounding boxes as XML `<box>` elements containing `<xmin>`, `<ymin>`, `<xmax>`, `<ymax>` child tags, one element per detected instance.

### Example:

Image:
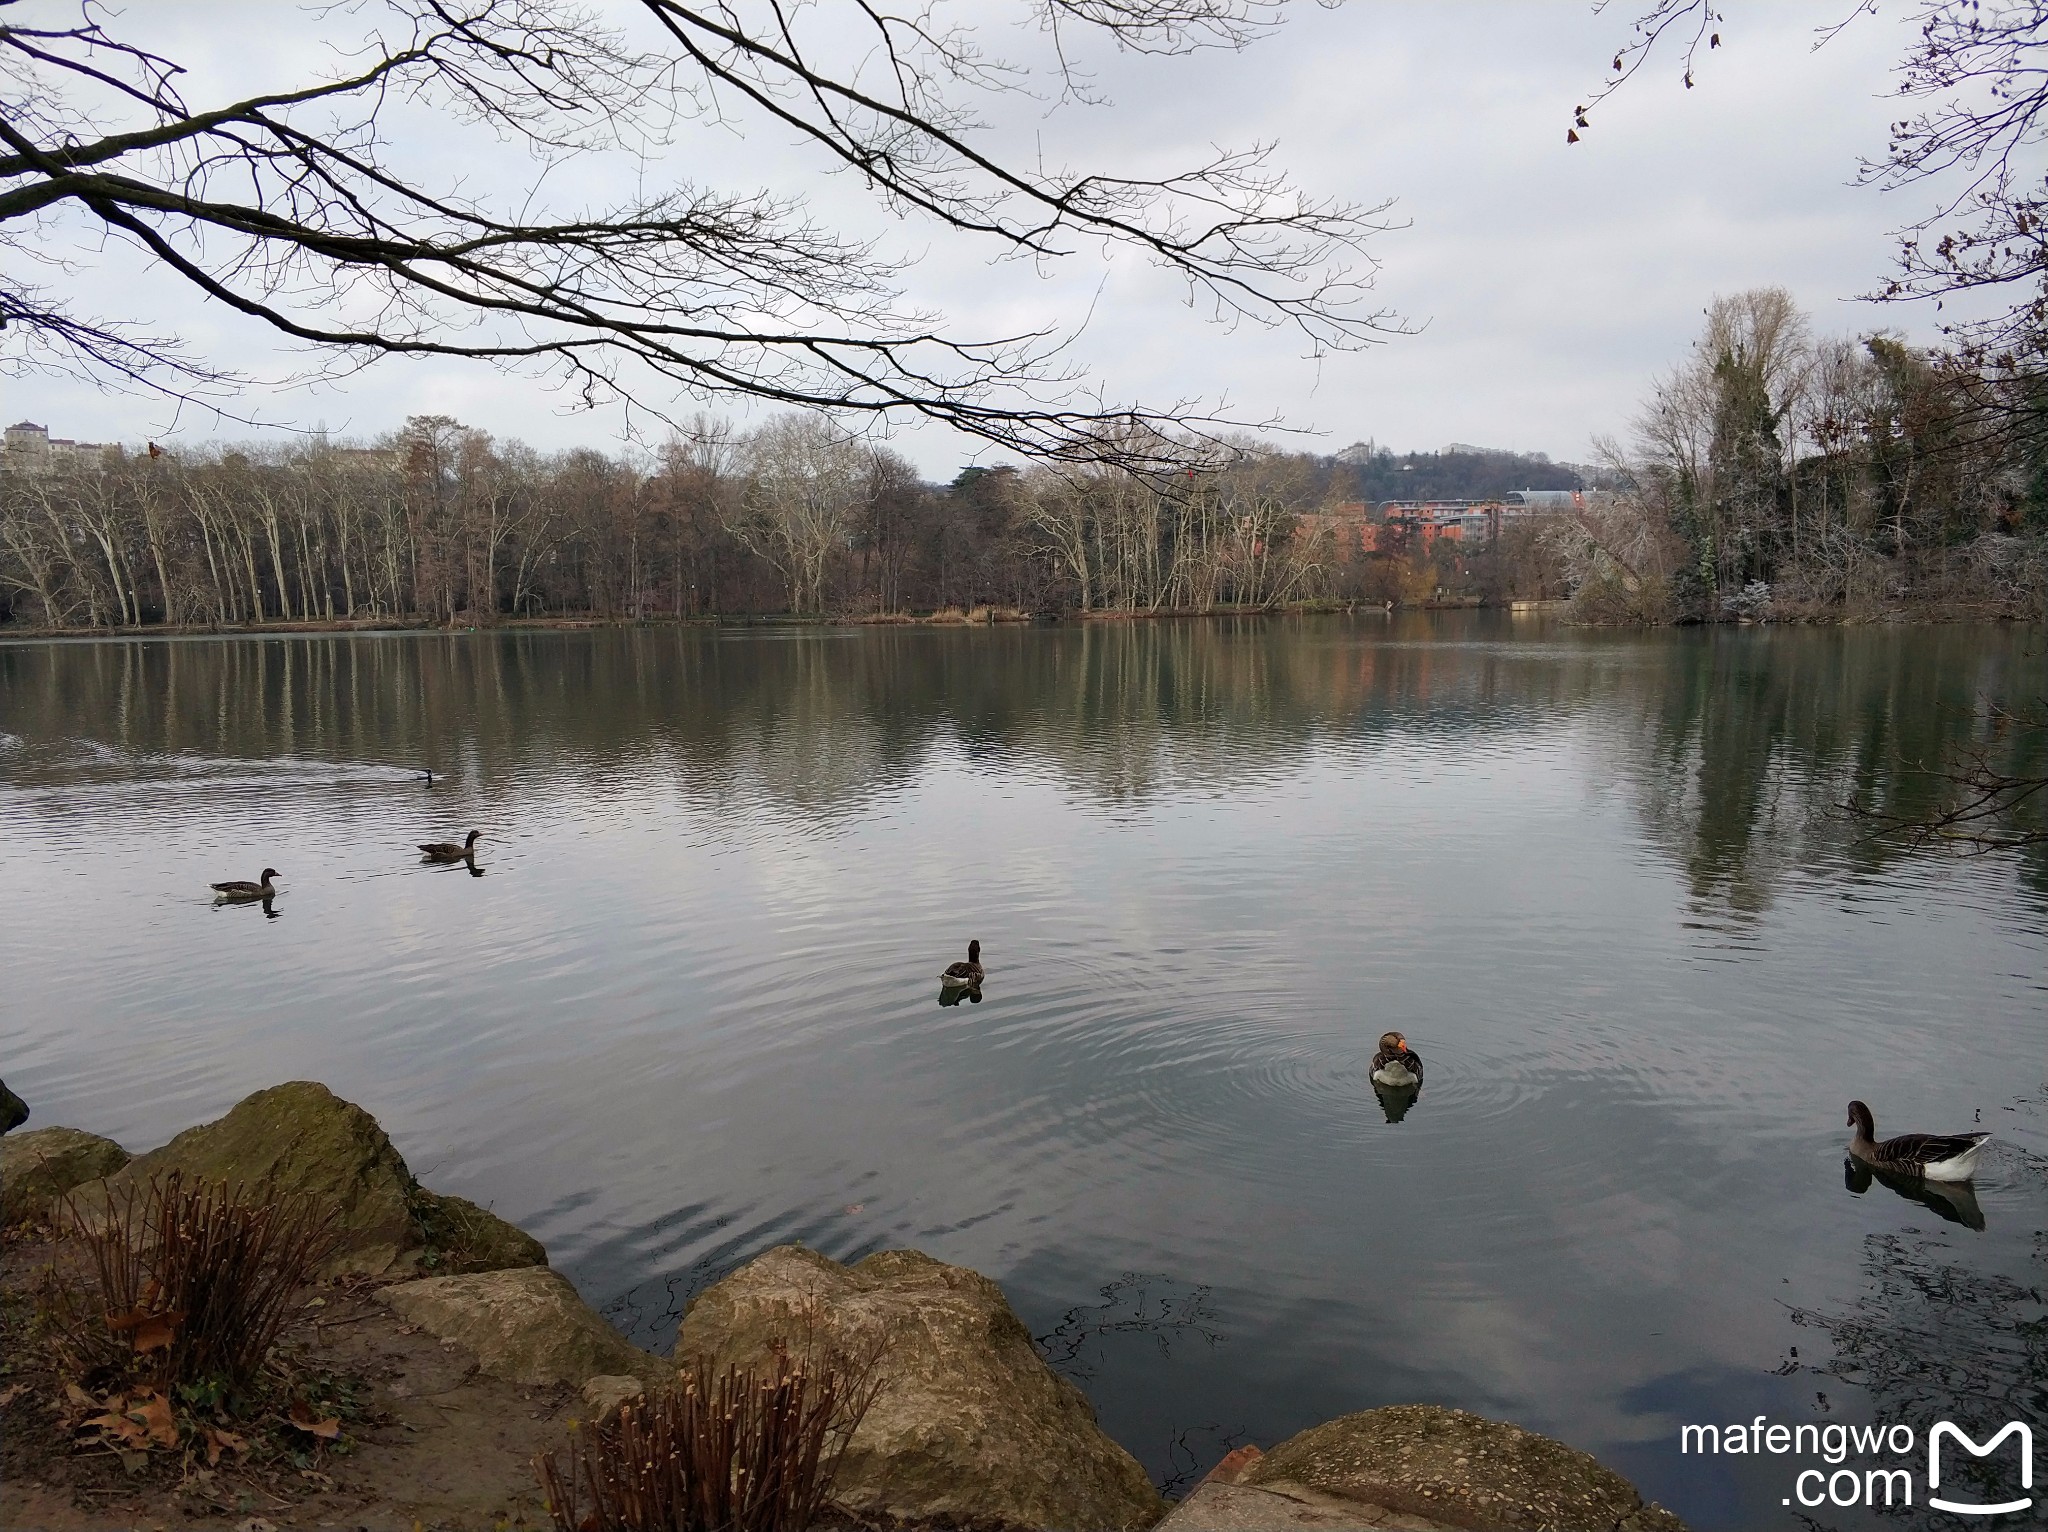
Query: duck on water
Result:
<box><xmin>211</xmin><ymin>868</ymin><xmax>278</xmax><ymax>901</ymax></box>
<box><xmin>419</xmin><ymin>830</ymin><xmax>483</xmax><ymax>862</ymax></box>
<box><xmin>1846</xmin><ymin>1100</ymin><xmax>1990</xmax><ymax>1182</ymax></box>
<box><xmin>940</xmin><ymin>940</ymin><xmax>984</xmax><ymax>987</ymax></box>
<box><xmin>1371</xmin><ymin>1031</ymin><xmax>1423</xmax><ymax>1090</ymax></box>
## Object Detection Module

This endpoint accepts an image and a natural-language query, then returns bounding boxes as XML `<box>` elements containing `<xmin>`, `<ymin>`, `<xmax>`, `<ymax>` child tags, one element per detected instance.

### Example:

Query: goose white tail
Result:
<box><xmin>1921</xmin><ymin>1139</ymin><xmax>1989</xmax><ymax>1182</ymax></box>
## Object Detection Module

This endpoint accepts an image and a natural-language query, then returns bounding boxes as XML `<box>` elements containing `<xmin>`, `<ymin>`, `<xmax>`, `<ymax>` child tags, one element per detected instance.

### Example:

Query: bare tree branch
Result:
<box><xmin>0</xmin><ymin>0</ymin><xmax>1406</xmax><ymax>468</ymax></box>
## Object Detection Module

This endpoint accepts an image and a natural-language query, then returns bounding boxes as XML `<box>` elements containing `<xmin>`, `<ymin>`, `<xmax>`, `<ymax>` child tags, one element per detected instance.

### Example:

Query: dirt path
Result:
<box><xmin>3</xmin><ymin>1258</ymin><xmax>593</xmax><ymax>1532</ymax></box>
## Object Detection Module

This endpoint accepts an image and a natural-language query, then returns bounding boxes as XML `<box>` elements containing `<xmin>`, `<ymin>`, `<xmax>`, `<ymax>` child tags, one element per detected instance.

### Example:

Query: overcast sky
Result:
<box><xmin>17</xmin><ymin>2</ymin><xmax>1948</xmax><ymax>477</ymax></box>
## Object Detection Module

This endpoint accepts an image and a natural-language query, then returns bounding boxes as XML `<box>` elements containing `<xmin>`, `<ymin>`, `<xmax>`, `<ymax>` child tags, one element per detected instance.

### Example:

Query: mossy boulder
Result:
<box><xmin>98</xmin><ymin>1082</ymin><xmax>421</xmax><ymax>1275</ymax></box>
<box><xmin>1241</xmin><ymin>1405</ymin><xmax>1688</xmax><ymax>1532</ymax></box>
<box><xmin>378</xmin><ymin>1267</ymin><xmax>671</xmax><ymax>1391</ymax></box>
<box><xmin>412</xmin><ymin>1189</ymin><xmax>548</xmax><ymax>1275</ymax></box>
<box><xmin>92</xmin><ymin>1082</ymin><xmax>545</xmax><ymax>1278</ymax></box>
<box><xmin>677</xmin><ymin>1244</ymin><xmax>1166</xmax><ymax>1532</ymax></box>
<box><xmin>1</xmin><ymin>1126</ymin><xmax>130</xmax><ymax>1225</ymax></box>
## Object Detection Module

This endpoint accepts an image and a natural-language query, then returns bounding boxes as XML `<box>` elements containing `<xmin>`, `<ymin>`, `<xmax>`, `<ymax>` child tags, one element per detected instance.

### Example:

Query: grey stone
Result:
<box><xmin>678</xmin><ymin>1244</ymin><xmax>1166</xmax><ymax>1532</ymax></box>
<box><xmin>1241</xmin><ymin>1406</ymin><xmax>1688</xmax><ymax>1532</ymax></box>
<box><xmin>581</xmin><ymin>1374</ymin><xmax>646</xmax><ymax>1421</ymax></box>
<box><xmin>379</xmin><ymin>1266</ymin><xmax>671</xmax><ymax>1391</ymax></box>
<box><xmin>1160</xmin><ymin>1479</ymin><xmax>1456</xmax><ymax>1530</ymax></box>
<box><xmin>1</xmin><ymin>1126</ymin><xmax>129</xmax><ymax>1224</ymax></box>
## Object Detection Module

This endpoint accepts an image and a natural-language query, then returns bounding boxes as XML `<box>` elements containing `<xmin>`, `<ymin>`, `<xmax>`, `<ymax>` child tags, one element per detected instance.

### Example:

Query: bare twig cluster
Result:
<box><xmin>1851</xmin><ymin>705</ymin><xmax>2048</xmax><ymax>850</ymax></box>
<box><xmin>53</xmin><ymin>1171</ymin><xmax>340</xmax><ymax>1396</ymax></box>
<box><xmin>534</xmin><ymin>1347</ymin><xmax>883</xmax><ymax>1532</ymax></box>
<box><xmin>0</xmin><ymin>1</ymin><xmax>1401</xmax><ymax>462</ymax></box>
<box><xmin>1578</xmin><ymin>3</ymin><xmax>2047</xmax><ymax>369</ymax></box>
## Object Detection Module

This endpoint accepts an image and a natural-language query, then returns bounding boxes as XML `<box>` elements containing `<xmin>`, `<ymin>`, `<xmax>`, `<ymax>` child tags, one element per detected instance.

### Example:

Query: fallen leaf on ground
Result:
<box><xmin>84</xmin><ymin>1408</ymin><xmax>148</xmax><ymax>1448</ymax></box>
<box><xmin>202</xmin><ymin>1425</ymin><xmax>247</xmax><ymax>1467</ymax></box>
<box><xmin>0</xmin><ymin>1383</ymin><xmax>28</xmax><ymax>1408</ymax></box>
<box><xmin>287</xmin><ymin>1399</ymin><xmax>341</xmax><ymax>1439</ymax></box>
<box><xmin>131</xmin><ymin>1390</ymin><xmax>178</xmax><ymax>1447</ymax></box>
<box><xmin>63</xmin><ymin>1382</ymin><xmax>96</xmax><ymax>1409</ymax></box>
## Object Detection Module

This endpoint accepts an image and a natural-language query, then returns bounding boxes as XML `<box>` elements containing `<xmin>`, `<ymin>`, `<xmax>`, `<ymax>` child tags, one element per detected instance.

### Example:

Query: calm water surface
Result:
<box><xmin>3</xmin><ymin>616</ymin><xmax>2044</xmax><ymax>1530</ymax></box>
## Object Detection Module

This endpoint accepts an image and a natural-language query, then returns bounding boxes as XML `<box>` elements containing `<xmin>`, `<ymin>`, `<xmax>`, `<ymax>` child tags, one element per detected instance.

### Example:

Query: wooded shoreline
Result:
<box><xmin>8</xmin><ymin>594</ymin><xmax>2042</xmax><ymax>643</ymax></box>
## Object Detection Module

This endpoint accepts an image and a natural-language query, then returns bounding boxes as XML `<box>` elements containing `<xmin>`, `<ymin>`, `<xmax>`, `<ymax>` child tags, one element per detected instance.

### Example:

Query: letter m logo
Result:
<box><xmin>1929</xmin><ymin>1421</ymin><xmax>2033</xmax><ymax>1516</ymax></box>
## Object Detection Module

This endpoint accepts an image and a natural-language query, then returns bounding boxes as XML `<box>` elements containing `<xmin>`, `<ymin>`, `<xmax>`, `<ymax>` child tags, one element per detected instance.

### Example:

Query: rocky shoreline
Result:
<box><xmin>1</xmin><ymin>1082</ymin><xmax>1687</xmax><ymax>1531</ymax></box>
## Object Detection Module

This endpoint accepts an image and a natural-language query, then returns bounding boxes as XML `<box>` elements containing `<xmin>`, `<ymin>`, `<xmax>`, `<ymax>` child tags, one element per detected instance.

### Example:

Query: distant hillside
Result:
<box><xmin>1321</xmin><ymin>443</ymin><xmax>1586</xmax><ymax>502</ymax></box>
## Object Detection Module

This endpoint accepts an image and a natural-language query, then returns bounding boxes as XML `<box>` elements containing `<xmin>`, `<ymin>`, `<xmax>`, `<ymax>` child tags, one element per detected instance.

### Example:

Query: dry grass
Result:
<box><xmin>50</xmin><ymin>1171</ymin><xmax>339</xmax><ymax>1397</ymax></box>
<box><xmin>535</xmin><ymin>1346</ymin><xmax>882</xmax><ymax>1532</ymax></box>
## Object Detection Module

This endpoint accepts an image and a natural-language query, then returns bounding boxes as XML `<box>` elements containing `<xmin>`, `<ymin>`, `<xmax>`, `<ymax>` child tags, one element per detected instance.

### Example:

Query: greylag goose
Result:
<box><xmin>1846</xmin><ymin>1100</ymin><xmax>1989</xmax><ymax>1182</ymax></box>
<box><xmin>940</xmin><ymin>940</ymin><xmax>984</xmax><ymax>987</ymax></box>
<box><xmin>418</xmin><ymin>830</ymin><xmax>482</xmax><ymax>861</ymax></box>
<box><xmin>1371</xmin><ymin>1031</ymin><xmax>1423</xmax><ymax>1089</ymax></box>
<box><xmin>211</xmin><ymin>868</ymin><xmax>278</xmax><ymax>900</ymax></box>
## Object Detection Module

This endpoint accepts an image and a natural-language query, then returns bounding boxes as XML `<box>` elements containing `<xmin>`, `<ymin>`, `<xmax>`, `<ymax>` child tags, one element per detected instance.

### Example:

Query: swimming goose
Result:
<box><xmin>1370</xmin><ymin>1031</ymin><xmax>1423</xmax><ymax>1089</ymax></box>
<box><xmin>1844</xmin><ymin>1154</ymin><xmax>1986</xmax><ymax>1231</ymax></box>
<box><xmin>418</xmin><ymin>830</ymin><xmax>483</xmax><ymax>861</ymax></box>
<box><xmin>1846</xmin><ymin>1100</ymin><xmax>1990</xmax><ymax>1182</ymax></box>
<box><xmin>940</xmin><ymin>940</ymin><xmax>984</xmax><ymax>987</ymax></box>
<box><xmin>211</xmin><ymin>868</ymin><xmax>279</xmax><ymax>900</ymax></box>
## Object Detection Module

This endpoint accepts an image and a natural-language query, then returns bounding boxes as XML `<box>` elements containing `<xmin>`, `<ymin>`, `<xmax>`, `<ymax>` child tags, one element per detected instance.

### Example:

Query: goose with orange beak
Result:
<box><xmin>1371</xmin><ymin>1030</ymin><xmax>1423</xmax><ymax>1090</ymax></box>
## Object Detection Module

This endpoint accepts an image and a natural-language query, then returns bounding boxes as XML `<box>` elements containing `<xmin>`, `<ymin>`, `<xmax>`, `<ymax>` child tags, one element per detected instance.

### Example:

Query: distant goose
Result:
<box><xmin>418</xmin><ymin>830</ymin><xmax>482</xmax><ymax>861</ymax></box>
<box><xmin>940</xmin><ymin>940</ymin><xmax>984</xmax><ymax>987</ymax></box>
<box><xmin>1846</xmin><ymin>1100</ymin><xmax>1990</xmax><ymax>1182</ymax></box>
<box><xmin>211</xmin><ymin>868</ymin><xmax>278</xmax><ymax>900</ymax></box>
<box><xmin>1370</xmin><ymin>1031</ymin><xmax>1423</xmax><ymax>1090</ymax></box>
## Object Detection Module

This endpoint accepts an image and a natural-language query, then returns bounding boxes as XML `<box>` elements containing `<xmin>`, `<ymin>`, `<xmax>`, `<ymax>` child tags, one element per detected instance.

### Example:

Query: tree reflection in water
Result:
<box><xmin>1794</xmin><ymin>1188</ymin><xmax>2046</xmax><ymax>1513</ymax></box>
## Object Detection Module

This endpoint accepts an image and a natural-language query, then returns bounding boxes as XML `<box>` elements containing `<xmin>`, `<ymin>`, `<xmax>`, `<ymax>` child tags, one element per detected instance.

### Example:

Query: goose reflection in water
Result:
<box><xmin>936</xmin><ymin>982</ymin><xmax>983</xmax><ymax>1007</ymax></box>
<box><xmin>419</xmin><ymin>855</ymin><xmax>486</xmax><ymax>877</ymax></box>
<box><xmin>1844</xmin><ymin>1155</ymin><xmax>1986</xmax><ymax>1231</ymax></box>
<box><xmin>214</xmin><ymin>891</ymin><xmax>281</xmax><ymax>920</ymax></box>
<box><xmin>1372</xmin><ymin>1079</ymin><xmax>1420</xmax><ymax>1123</ymax></box>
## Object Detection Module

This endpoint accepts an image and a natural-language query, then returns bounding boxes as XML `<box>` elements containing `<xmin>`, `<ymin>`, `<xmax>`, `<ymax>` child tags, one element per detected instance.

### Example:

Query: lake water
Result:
<box><xmin>2</xmin><ymin>616</ymin><xmax>2043</xmax><ymax>1530</ymax></box>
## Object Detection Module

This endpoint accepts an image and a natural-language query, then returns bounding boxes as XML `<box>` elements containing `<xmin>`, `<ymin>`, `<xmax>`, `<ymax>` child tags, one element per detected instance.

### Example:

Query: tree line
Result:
<box><xmin>1547</xmin><ymin>287</ymin><xmax>2048</xmax><ymax>624</ymax></box>
<box><xmin>0</xmin><ymin>416</ymin><xmax>1440</xmax><ymax>629</ymax></box>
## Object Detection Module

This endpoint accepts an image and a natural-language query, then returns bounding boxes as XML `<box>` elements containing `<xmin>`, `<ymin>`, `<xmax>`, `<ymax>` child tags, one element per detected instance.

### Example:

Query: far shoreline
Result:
<box><xmin>5</xmin><ymin>597</ymin><xmax>2035</xmax><ymax>643</ymax></box>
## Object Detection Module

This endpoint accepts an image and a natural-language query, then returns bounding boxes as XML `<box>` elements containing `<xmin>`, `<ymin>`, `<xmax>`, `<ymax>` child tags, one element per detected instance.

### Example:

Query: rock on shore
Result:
<box><xmin>0</xmin><ymin>1126</ymin><xmax>130</xmax><ymax>1225</ymax></box>
<box><xmin>1155</xmin><ymin>1404</ymin><xmax>1688</xmax><ymax>1532</ymax></box>
<box><xmin>9</xmin><ymin>1083</ymin><xmax>1703</xmax><ymax>1532</ymax></box>
<box><xmin>84</xmin><ymin>1081</ymin><xmax>541</xmax><ymax>1277</ymax></box>
<box><xmin>679</xmin><ymin>1243</ymin><xmax>1167</xmax><ymax>1532</ymax></box>
<box><xmin>0</xmin><ymin>1078</ymin><xmax>28</xmax><ymax>1134</ymax></box>
<box><xmin>378</xmin><ymin>1266</ymin><xmax>672</xmax><ymax>1391</ymax></box>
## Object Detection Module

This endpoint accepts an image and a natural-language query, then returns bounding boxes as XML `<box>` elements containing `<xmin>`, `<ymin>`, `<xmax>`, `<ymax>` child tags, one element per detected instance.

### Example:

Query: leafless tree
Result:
<box><xmin>0</xmin><ymin>1</ymin><xmax>1402</xmax><ymax>466</ymax></box>
<box><xmin>1576</xmin><ymin>3</ymin><xmax>2047</xmax><ymax>367</ymax></box>
<box><xmin>727</xmin><ymin>414</ymin><xmax>874</xmax><ymax>615</ymax></box>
